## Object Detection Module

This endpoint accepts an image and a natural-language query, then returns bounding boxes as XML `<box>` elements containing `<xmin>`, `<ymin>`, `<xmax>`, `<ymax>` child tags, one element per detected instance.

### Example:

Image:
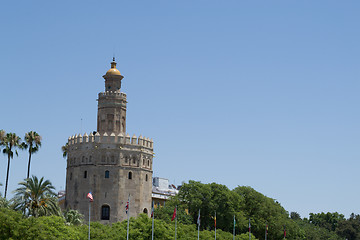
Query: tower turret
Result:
<box><xmin>103</xmin><ymin>57</ymin><xmax>124</xmax><ymax>92</ymax></box>
<box><xmin>97</xmin><ymin>58</ymin><xmax>127</xmax><ymax>135</ymax></box>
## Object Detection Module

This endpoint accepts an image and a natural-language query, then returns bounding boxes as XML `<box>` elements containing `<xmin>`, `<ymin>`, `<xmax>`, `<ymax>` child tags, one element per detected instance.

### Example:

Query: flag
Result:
<box><xmin>87</xmin><ymin>192</ymin><xmax>93</xmax><ymax>202</ymax></box>
<box><xmin>266</xmin><ymin>224</ymin><xmax>268</xmax><ymax>235</ymax></box>
<box><xmin>214</xmin><ymin>212</ymin><xmax>216</xmax><ymax>228</ymax></box>
<box><xmin>249</xmin><ymin>219</ymin><xmax>251</xmax><ymax>233</ymax></box>
<box><xmin>151</xmin><ymin>202</ymin><xmax>154</xmax><ymax>218</ymax></box>
<box><xmin>171</xmin><ymin>207</ymin><xmax>177</xmax><ymax>221</ymax></box>
<box><xmin>197</xmin><ymin>209</ymin><xmax>201</xmax><ymax>226</ymax></box>
<box><xmin>125</xmin><ymin>198</ymin><xmax>129</xmax><ymax>214</ymax></box>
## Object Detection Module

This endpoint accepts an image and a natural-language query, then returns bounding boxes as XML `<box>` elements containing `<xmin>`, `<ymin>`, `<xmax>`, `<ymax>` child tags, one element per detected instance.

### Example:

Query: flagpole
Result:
<box><xmin>214</xmin><ymin>211</ymin><xmax>216</xmax><ymax>240</ymax></box>
<box><xmin>151</xmin><ymin>202</ymin><xmax>154</xmax><ymax>240</ymax></box>
<box><xmin>265</xmin><ymin>224</ymin><xmax>267</xmax><ymax>240</ymax></box>
<box><xmin>126</xmin><ymin>195</ymin><xmax>130</xmax><ymax>240</ymax></box>
<box><xmin>197</xmin><ymin>209</ymin><xmax>200</xmax><ymax>240</ymax></box>
<box><xmin>249</xmin><ymin>218</ymin><xmax>251</xmax><ymax>240</ymax></box>
<box><xmin>233</xmin><ymin>215</ymin><xmax>235</xmax><ymax>240</ymax></box>
<box><xmin>174</xmin><ymin>206</ymin><xmax>177</xmax><ymax>240</ymax></box>
<box><xmin>88</xmin><ymin>201</ymin><xmax>91</xmax><ymax>240</ymax></box>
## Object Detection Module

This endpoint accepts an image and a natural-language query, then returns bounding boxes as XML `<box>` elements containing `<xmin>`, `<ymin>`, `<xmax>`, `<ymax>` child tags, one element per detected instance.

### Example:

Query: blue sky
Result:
<box><xmin>0</xmin><ymin>1</ymin><xmax>359</xmax><ymax>219</ymax></box>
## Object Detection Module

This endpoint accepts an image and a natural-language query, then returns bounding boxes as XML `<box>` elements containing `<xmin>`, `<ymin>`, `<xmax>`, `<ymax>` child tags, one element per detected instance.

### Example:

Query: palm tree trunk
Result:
<box><xmin>5</xmin><ymin>153</ymin><xmax>11</xmax><ymax>198</ymax></box>
<box><xmin>27</xmin><ymin>151</ymin><xmax>32</xmax><ymax>179</ymax></box>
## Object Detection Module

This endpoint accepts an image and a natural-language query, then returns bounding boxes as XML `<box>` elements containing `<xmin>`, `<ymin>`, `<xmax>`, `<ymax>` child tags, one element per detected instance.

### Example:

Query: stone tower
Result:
<box><xmin>65</xmin><ymin>59</ymin><xmax>154</xmax><ymax>223</ymax></box>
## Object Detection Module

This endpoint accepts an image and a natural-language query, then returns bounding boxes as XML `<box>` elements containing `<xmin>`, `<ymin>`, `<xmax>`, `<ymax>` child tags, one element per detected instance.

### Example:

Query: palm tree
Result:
<box><xmin>64</xmin><ymin>209</ymin><xmax>84</xmax><ymax>225</ymax></box>
<box><xmin>0</xmin><ymin>129</ymin><xmax>5</xmax><ymax>141</ymax></box>
<box><xmin>0</xmin><ymin>129</ymin><xmax>5</xmax><ymax>152</ymax></box>
<box><xmin>24</xmin><ymin>131</ymin><xmax>42</xmax><ymax>179</ymax></box>
<box><xmin>12</xmin><ymin>176</ymin><xmax>61</xmax><ymax>217</ymax></box>
<box><xmin>61</xmin><ymin>143</ymin><xmax>69</xmax><ymax>158</ymax></box>
<box><xmin>2</xmin><ymin>133</ymin><xmax>23</xmax><ymax>198</ymax></box>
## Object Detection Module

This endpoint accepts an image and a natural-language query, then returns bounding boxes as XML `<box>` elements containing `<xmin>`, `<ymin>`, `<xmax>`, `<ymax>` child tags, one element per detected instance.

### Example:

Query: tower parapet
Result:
<box><xmin>67</xmin><ymin>132</ymin><xmax>153</xmax><ymax>149</ymax></box>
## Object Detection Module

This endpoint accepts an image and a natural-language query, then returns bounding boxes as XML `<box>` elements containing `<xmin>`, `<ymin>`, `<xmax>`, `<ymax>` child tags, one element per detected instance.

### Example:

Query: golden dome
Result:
<box><xmin>105</xmin><ymin>58</ymin><xmax>121</xmax><ymax>76</ymax></box>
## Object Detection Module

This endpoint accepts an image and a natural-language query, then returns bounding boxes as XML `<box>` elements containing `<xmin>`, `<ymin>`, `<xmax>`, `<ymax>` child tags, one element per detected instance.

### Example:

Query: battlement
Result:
<box><xmin>98</xmin><ymin>91</ymin><xmax>127</xmax><ymax>98</ymax></box>
<box><xmin>67</xmin><ymin>132</ymin><xmax>153</xmax><ymax>149</ymax></box>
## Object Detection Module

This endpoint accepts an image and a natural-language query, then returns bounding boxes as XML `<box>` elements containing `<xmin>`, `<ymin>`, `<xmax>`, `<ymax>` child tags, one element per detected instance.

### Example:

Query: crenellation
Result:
<box><xmin>138</xmin><ymin>135</ymin><xmax>143</xmax><ymax>146</ymax></box>
<box><xmin>125</xmin><ymin>133</ymin><xmax>131</xmax><ymax>144</ymax></box>
<box><xmin>110</xmin><ymin>133</ymin><xmax>116</xmax><ymax>143</ymax></box>
<box><xmin>103</xmin><ymin>132</ymin><xmax>108</xmax><ymax>143</ymax></box>
<box><xmin>83</xmin><ymin>133</ymin><xmax>88</xmax><ymax>143</ymax></box>
<box><xmin>67</xmin><ymin>132</ymin><xmax>153</xmax><ymax>149</ymax></box>
<box><xmin>131</xmin><ymin>134</ymin><xmax>137</xmax><ymax>145</ymax></box>
<box><xmin>89</xmin><ymin>132</ymin><xmax>94</xmax><ymax>142</ymax></box>
<box><xmin>118</xmin><ymin>133</ymin><xmax>124</xmax><ymax>144</ymax></box>
<box><xmin>95</xmin><ymin>132</ymin><xmax>101</xmax><ymax>142</ymax></box>
<box><xmin>78</xmin><ymin>134</ymin><xmax>82</xmax><ymax>143</ymax></box>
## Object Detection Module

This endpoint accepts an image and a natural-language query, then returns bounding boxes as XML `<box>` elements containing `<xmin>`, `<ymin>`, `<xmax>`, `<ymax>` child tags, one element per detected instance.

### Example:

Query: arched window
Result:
<box><xmin>143</xmin><ymin>208</ymin><xmax>148</xmax><ymax>214</ymax></box>
<box><xmin>128</xmin><ymin>172</ymin><xmax>132</xmax><ymax>180</ymax></box>
<box><xmin>148</xmin><ymin>160</ymin><xmax>150</xmax><ymax>166</ymax></box>
<box><xmin>101</xmin><ymin>205</ymin><xmax>110</xmax><ymax>220</ymax></box>
<box><xmin>105</xmin><ymin>170</ymin><xmax>109</xmax><ymax>179</ymax></box>
<box><xmin>84</xmin><ymin>171</ymin><xmax>87</xmax><ymax>178</ymax></box>
<box><xmin>145</xmin><ymin>174</ymin><xmax>148</xmax><ymax>182</ymax></box>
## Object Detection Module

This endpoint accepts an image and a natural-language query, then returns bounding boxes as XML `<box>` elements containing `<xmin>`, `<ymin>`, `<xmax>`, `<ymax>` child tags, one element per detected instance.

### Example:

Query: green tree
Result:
<box><xmin>12</xmin><ymin>176</ymin><xmax>61</xmax><ymax>217</ymax></box>
<box><xmin>290</xmin><ymin>211</ymin><xmax>301</xmax><ymax>221</ymax></box>
<box><xmin>2</xmin><ymin>133</ymin><xmax>23</xmax><ymax>198</ymax></box>
<box><xmin>61</xmin><ymin>143</ymin><xmax>69</xmax><ymax>158</ymax></box>
<box><xmin>0</xmin><ymin>182</ymin><xmax>10</xmax><ymax>209</ymax></box>
<box><xmin>336</xmin><ymin>213</ymin><xmax>360</xmax><ymax>240</ymax></box>
<box><xmin>24</xmin><ymin>131</ymin><xmax>42</xmax><ymax>179</ymax></box>
<box><xmin>309</xmin><ymin>212</ymin><xmax>345</xmax><ymax>232</ymax></box>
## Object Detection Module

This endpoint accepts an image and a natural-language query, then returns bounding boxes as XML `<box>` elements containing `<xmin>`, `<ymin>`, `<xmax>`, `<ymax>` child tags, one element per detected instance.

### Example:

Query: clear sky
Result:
<box><xmin>0</xmin><ymin>1</ymin><xmax>359</xmax><ymax>219</ymax></box>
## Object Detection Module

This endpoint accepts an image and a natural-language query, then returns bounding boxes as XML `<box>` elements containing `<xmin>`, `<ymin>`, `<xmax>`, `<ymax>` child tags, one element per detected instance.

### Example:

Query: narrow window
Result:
<box><xmin>70</xmin><ymin>172</ymin><xmax>72</xmax><ymax>180</ymax></box>
<box><xmin>128</xmin><ymin>172</ymin><xmax>132</xmax><ymax>180</ymax></box>
<box><xmin>101</xmin><ymin>205</ymin><xmax>110</xmax><ymax>220</ymax></box>
<box><xmin>105</xmin><ymin>170</ymin><xmax>109</xmax><ymax>179</ymax></box>
<box><xmin>148</xmin><ymin>160</ymin><xmax>150</xmax><ymax>166</ymax></box>
<box><xmin>145</xmin><ymin>174</ymin><xmax>148</xmax><ymax>182</ymax></box>
<box><xmin>84</xmin><ymin>171</ymin><xmax>87</xmax><ymax>178</ymax></box>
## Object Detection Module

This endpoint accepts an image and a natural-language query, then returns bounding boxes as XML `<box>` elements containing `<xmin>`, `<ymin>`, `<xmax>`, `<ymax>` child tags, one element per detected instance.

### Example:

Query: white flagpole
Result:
<box><xmin>265</xmin><ymin>224</ymin><xmax>267</xmax><ymax>240</ymax></box>
<box><xmin>88</xmin><ymin>201</ymin><xmax>91</xmax><ymax>240</ymax></box>
<box><xmin>151</xmin><ymin>202</ymin><xmax>154</xmax><ymax>240</ymax></box>
<box><xmin>233</xmin><ymin>215</ymin><xmax>235</xmax><ymax>240</ymax></box>
<box><xmin>197</xmin><ymin>209</ymin><xmax>200</xmax><ymax>240</ymax></box>
<box><xmin>214</xmin><ymin>211</ymin><xmax>216</xmax><ymax>240</ymax></box>
<box><xmin>126</xmin><ymin>195</ymin><xmax>130</xmax><ymax>240</ymax></box>
<box><xmin>174</xmin><ymin>206</ymin><xmax>177</xmax><ymax>240</ymax></box>
<box><xmin>249</xmin><ymin>218</ymin><xmax>251</xmax><ymax>240</ymax></box>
